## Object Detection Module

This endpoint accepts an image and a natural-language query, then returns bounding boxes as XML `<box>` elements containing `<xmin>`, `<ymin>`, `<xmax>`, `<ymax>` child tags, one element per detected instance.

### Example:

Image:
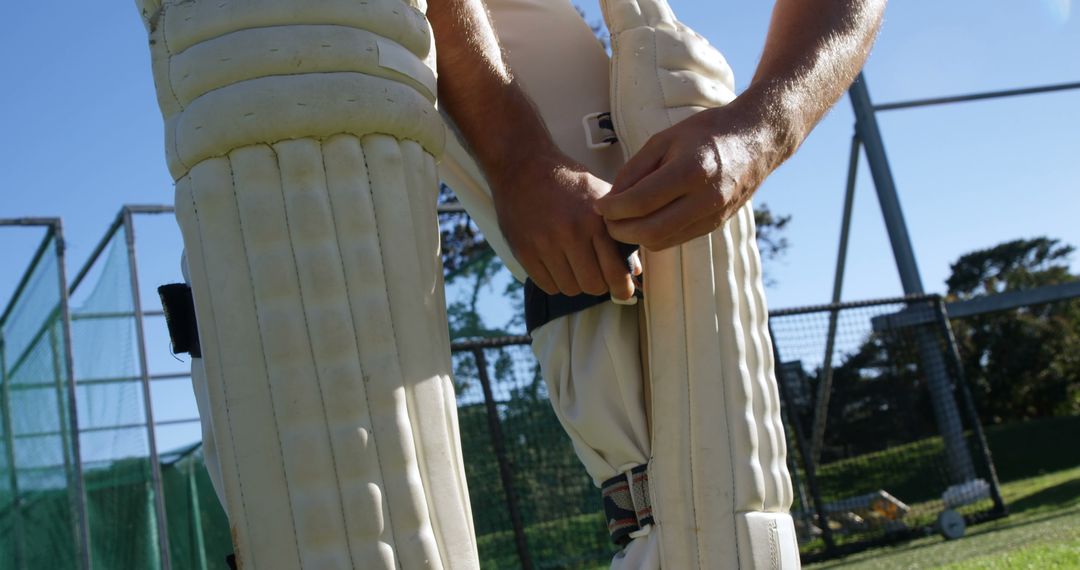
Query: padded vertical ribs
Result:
<box><xmin>600</xmin><ymin>0</ymin><xmax>798</xmax><ymax>566</ymax></box>
<box><xmin>140</xmin><ymin>1</ymin><xmax>479</xmax><ymax>567</ymax></box>
<box><xmin>175</xmin><ymin>135</ymin><xmax>478</xmax><ymax>569</ymax></box>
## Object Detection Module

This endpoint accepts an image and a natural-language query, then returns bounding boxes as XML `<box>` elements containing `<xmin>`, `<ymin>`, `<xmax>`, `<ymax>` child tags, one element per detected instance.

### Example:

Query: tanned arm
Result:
<box><xmin>594</xmin><ymin>0</ymin><xmax>887</xmax><ymax>251</ymax></box>
<box><xmin>428</xmin><ymin>0</ymin><xmax>636</xmax><ymax>299</ymax></box>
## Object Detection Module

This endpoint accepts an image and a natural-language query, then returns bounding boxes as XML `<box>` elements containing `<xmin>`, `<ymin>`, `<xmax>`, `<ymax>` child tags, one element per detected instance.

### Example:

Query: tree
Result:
<box><xmin>945</xmin><ymin>237</ymin><xmax>1080</xmax><ymax>423</ymax></box>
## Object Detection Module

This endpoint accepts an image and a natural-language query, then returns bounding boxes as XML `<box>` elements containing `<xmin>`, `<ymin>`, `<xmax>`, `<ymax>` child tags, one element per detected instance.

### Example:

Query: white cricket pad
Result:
<box><xmin>599</xmin><ymin>0</ymin><xmax>799</xmax><ymax>566</ymax></box>
<box><xmin>138</xmin><ymin>1</ymin><xmax>478</xmax><ymax>568</ymax></box>
<box><xmin>441</xmin><ymin>0</ymin><xmax>799</xmax><ymax>566</ymax></box>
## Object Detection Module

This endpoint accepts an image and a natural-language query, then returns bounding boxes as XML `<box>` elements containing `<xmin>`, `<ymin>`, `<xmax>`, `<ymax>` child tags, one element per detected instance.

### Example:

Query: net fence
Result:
<box><xmin>770</xmin><ymin>296</ymin><xmax>1005</xmax><ymax>560</ymax></box>
<box><xmin>451</xmin><ymin>340</ymin><xmax>615</xmax><ymax>569</ymax></box>
<box><xmin>12</xmin><ymin>212</ymin><xmax>1071</xmax><ymax>569</ymax></box>
<box><xmin>0</xmin><ymin>223</ymin><xmax>88</xmax><ymax>569</ymax></box>
<box><xmin>68</xmin><ymin>223</ymin><xmax>168</xmax><ymax>569</ymax></box>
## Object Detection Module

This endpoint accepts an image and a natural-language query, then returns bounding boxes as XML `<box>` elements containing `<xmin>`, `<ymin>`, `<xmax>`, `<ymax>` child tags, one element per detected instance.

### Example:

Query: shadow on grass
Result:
<box><xmin>1007</xmin><ymin>476</ymin><xmax>1080</xmax><ymax>515</ymax></box>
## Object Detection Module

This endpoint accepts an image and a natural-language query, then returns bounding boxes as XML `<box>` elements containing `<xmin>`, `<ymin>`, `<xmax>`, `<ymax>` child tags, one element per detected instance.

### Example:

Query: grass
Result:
<box><xmin>476</xmin><ymin>418</ymin><xmax>1080</xmax><ymax>568</ymax></box>
<box><xmin>807</xmin><ymin>465</ymin><xmax>1080</xmax><ymax>569</ymax></box>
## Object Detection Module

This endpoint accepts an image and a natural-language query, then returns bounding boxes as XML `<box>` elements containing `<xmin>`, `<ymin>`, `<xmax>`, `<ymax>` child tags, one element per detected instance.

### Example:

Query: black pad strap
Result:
<box><xmin>523</xmin><ymin>242</ymin><xmax>642</xmax><ymax>333</ymax></box>
<box><xmin>158</xmin><ymin>283</ymin><xmax>201</xmax><ymax>358</ymax></box>
<box><xmin>524</xmin><ymin>281</ymin><xmax>610</xmax><ymax>333</ymax></box>
<box><xmin>601</xmin><ymin>464</ymin><xmax>654</xmax><ymax>547</ymax></box>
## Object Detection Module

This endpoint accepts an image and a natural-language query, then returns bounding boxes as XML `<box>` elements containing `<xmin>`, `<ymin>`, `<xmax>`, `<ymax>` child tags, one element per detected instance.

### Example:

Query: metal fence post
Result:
<box><xmin>48</xmin><ymin>322</ymin><xmax>87</xmax><ymax>569</ymax></box>
<box><xmin>473</xmin><ymin>347</ymin><xmax>533</xmax><ymax>570</ymax></box>
<box><xmin>0</xmin><ymin>337</ymin><xmax>26</xmax><ymax>570</ymax></box>
<box><xmin>931</xmin><ymin>297</ymin><xmax>1008</xmax><ymax>516</ymax></box>
<box><xmin>55</xmin><ymin>222</ymin><xmax>94</xmax><ymax>570</ymax></box>
<box><xmin>122</xmin><ymin>209</ymin><xmax>173</xmax><ymax>569</ymax></box>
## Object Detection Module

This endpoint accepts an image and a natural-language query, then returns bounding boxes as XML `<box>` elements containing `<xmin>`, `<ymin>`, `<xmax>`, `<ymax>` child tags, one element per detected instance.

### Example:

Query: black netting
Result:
<box><xmin>770</xmin><ymin>296</ymin><xmax>1005</xmax><ymax>560</ymax></box>
<box><xmin>452</xmin><ymin>342</ymin><xmax>615</xmax><ymax>569</ymax></box>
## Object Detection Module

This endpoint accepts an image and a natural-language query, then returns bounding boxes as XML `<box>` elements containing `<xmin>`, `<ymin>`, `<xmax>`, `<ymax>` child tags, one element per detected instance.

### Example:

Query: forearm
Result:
<box><xmin>736</xmin><ymin>0</ymin><xmax>886</xmax><ymax>165</ymax></box>
<box><xmin>427</xmin><ymin>0</ymin><xmax>559</xmax><ymax>187</ymax></box>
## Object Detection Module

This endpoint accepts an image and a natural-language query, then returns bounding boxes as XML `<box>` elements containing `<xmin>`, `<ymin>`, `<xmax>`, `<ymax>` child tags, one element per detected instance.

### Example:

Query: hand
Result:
<box><xmin>593</xmin><ymin>102</ymin><xmax>784</xmax><ymax>251</ymax></box>
<box><xmin>492</xmin><ymin>151</ymin><xmax>637</xmax><ymax>300</ymax></box>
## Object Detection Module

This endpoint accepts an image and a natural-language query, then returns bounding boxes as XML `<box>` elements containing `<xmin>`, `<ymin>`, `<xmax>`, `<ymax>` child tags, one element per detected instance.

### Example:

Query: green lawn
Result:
<box><xmin>482</xmin><ymin>418</ymin><xmax>1080</xmax><ymax>569</ymax></box>
<box><xmin>808</xmin><ymin>465</ymin><xmax>1080</xmax><ymax>569</ymax></box>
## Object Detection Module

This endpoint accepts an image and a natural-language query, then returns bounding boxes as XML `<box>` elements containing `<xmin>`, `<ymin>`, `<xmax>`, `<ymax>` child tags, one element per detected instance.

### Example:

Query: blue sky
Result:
<box><xmin>1</xmin><ymin>2</ymin><xmax>1077</xmax><ymax>449</ymax></box>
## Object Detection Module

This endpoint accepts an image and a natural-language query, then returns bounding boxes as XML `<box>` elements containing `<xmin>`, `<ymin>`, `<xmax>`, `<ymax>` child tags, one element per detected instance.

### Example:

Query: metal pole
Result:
<box><xmin>809</xmin><ymin>135</ymin><xmax>862</xmax><ymax>466</ymax></box>
<box><xmin>123</xmin><ymin>209</ymin><xmax>173</xmax><ymax>569</ymax></box>
<box><xmin>473</xmin><ymin>348</ymin><xmax>533</xmax><ymax>570</ymax></box>
<box><xmin>932</xmin><ymin>298</ymin><xmax>1008</xmax><ymax>516</ymax></box>
<box><xmin>53</xmin><ymin>223</ymin><xmax>93</xmax><ymax>570</ymax></box>
<box><xmin>848</xmin><ymin>74</ymin><xmax>924</xmax><ymax>295</ymax></box>
<box><xmin>769</xmin><ymin>324</ymin><xmax>835</xmax><ymax>556</ymax></box>
<box><xmin>1</xmin><ymin>338</ymin><xmax>26</xmax><ymax>570</ymax></box>
<box><xmin>49</xmin><ymin>323</ymin><xmax>85</xmax><ymax>569</ymax></box>
<box><xmin>849</xmin><ymin>75</ymin><xmax>976</xmax><ymax>483</ymax></box>
<box><xmin>873</xmin><ymin>80</ymin><xmax>1080</xmax><ymax>112</ymax></box>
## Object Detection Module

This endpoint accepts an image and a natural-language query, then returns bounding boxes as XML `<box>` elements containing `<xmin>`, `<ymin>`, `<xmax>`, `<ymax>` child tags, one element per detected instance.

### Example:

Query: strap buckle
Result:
<box><xmin>582</xmin><ymin>112</ymin><xmax>618</xmax><ymax>149</ymax></box>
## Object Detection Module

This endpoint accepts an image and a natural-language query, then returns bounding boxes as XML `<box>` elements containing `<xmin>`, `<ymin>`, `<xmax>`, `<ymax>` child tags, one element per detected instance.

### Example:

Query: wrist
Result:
<box><xmin>721</xmin><ymin>80</ymin><xmax>808</xmax><ymax>169</ymax></box>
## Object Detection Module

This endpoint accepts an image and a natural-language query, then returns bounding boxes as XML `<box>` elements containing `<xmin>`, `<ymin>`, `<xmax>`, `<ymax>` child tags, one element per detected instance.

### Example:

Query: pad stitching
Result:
<box><xmin>660</xmin><ymin>23</ymin><xmax>706</xmax><ymax>569</ymax></box>
<box><xmin>165</xmin><ymin>23</ymin><xmax>429</xmax><ymax>61</ymax></box>
<box><xmin>382</xmin><ymin>138</ymin><xmax>450</xmax><ymax>569</ymax></box>
<box><xmin>158</xmin><ymin>4</ymin><xmax>184</xmax><ymax>113</ymax></box>
<box><xmin>355</xmin><ymin>136</ymin><xmax>403</xmax><ymax>569</ymax></box>
<box><xmin>173</xmin><ymin>130</ymin><xmax>440</xmax><ymax>181</ymax></box>
<box><xmin>715</xmin><ymin>230</ymin><xmax>742</xmax><ymax>568</ymax></box>
<box><xmin>273</xmin><ymin>140</ymin><xmax>356</xmax><ymax>563</ymax></box>
<box><xmin>316</xmin><ymin>136</ymin><xmax>372</xmax><ymax>562</ymax></box>
<box><xmin>227</xmin><ymin>152</ymin><xmax>303</xmax><ymax>568</ymax></box>
<box><xmin>172</xmin><ymin>65</ymin><xmax>437</xmax><ymax>109</ymax></box>
<box><xmin>186</xmin><ymin>175</ymin><xmax>257</xmax><ymax>567</ymax></box>
<box><xmin>651</xmin><ymin>28</ymin><xmax>677</xmax><ymax>138</ymax></box>
<box><xmin>159</xmin><ymin>5</ymin><xmax>191</xmax><ymax>175</ymax></box>
<box><xmin>678</xmin><ymin>242</ymin><xmax>705</xmax><ymax>570</ymax></box>
<box><xmin>162</xmin><ymin>14</ymin><xmax>431</xmax><ymax>61</ymax></box>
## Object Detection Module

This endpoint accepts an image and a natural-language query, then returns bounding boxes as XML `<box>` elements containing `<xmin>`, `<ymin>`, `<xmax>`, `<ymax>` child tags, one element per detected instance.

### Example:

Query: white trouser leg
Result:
<box><xmin>138</xmin><ymin>1</ymin><xmax>478</xmax><ymax>568</ymax></box>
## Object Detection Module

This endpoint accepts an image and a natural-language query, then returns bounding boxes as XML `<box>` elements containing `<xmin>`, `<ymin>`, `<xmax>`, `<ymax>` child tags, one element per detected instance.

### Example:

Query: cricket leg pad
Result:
<box><xmin>176</xmin><ymin>134</ymin><xmax>478</xmax><ymax>570</ymax></box>
<box><xmin>598</xmin><ymin>0</ymin><xmax>797</xmax><ymax>567</ymax></box>
<box><xmin>139</xmin><ymin>1</ymin><xmax>478</xmax><ymax>568</ymax></box>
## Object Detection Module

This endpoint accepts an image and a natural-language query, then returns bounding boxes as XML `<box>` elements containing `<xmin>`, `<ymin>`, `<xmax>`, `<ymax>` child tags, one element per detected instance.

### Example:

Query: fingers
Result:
<box><xmin>519</xmin><ymin>253</ymin><xmax>559</xmax><ymax>295</ymax></box>
<box><xmin>595</xmin><ymin>163</ymin><xmax>688</xmax><ymax>221</ymax></box>
<box><xmin>604</xmin><ymin>186</ymin><xmax>721</xmax><ymax>248</ymax></box>
<box><xmin>594</xmin><ymin>236</ymin><xmax>636</xmax><ymax>301</ymax></box>
<box><xmin>646</xmin><ymin>211</ymin><xmax>725</xmax><ymax>252</ymax></box>
<box><xmin>607</xmin><ymin>133</ymin><xmax>668</xmax><ymax>195</ymax></box>
<box><xmin>565</xmin><ymin>245</ymin><xmax>608</xmax><ymax>296</ymax></box>
<box><xmin>545</xmin><ymin>251</ymin><xmax>583</xmax><ymax>297</ymax></box>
